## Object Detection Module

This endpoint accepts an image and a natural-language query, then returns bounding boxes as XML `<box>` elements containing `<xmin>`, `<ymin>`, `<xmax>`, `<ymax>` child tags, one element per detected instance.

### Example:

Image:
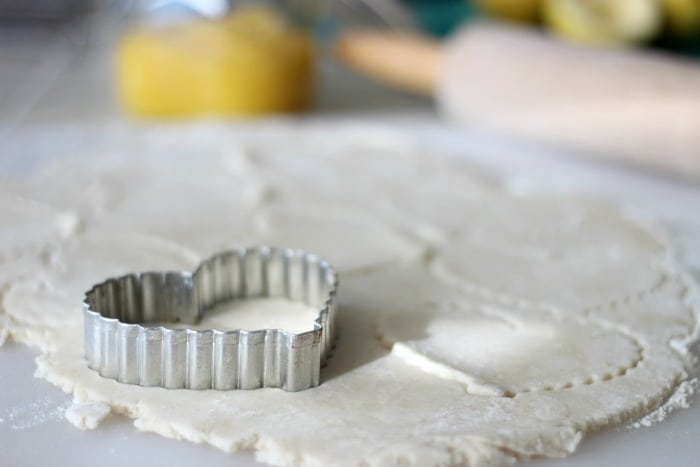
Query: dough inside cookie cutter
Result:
<box><xmin>83</xmin><ymin>246</ymin><xmax>338</xmax><ymax>391</ymax></box>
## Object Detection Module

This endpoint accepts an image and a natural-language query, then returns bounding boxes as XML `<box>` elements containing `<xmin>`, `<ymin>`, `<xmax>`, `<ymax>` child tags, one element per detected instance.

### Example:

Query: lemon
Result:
<box><xmin>544</xmin><ymin>0</ymin><xmax>662</xmax><ymax>46</ymax></box>
<box><xmin>475</xmin><ymin>0</ymin><xmax>542</xmax><ymax>22</ymax></box>
<box><xmin>117</xmin><ymin>6</ymin><xmax>314</xmax><ymax>117</ymax></box>
<box><xmin>661</xmin><ymin>0</ymin><xmax>700</xmax><ymax>36</ymax></box>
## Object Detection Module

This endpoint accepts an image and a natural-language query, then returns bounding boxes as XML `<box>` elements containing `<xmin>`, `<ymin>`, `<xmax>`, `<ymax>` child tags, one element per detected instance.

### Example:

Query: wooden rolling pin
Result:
<box><xmin>336</xmin><ymin>23</ymin><xmax>700</xmax><ymax>179</ymax></box>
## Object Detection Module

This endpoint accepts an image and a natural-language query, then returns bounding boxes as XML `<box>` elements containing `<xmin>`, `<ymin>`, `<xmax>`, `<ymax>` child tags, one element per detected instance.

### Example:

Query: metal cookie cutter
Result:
<box><xmin>83</xmin><ymin>247</ymin><xmax>338</xmax><ymax>392</ymax></box>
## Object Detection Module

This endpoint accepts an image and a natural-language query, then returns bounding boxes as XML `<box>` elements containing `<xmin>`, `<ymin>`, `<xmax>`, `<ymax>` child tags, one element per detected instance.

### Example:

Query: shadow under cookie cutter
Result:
<box><xmin>83</xmin><ymin>246</ymin><xmax>339</xmax><ymax>392</ymax></box>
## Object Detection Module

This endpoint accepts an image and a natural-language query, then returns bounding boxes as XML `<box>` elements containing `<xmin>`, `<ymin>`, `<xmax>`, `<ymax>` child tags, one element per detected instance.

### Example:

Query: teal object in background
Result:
<box><xmin>403</xmin><ymin>0</ymin><xmax>476</xmax><ymax>37</ymax></box>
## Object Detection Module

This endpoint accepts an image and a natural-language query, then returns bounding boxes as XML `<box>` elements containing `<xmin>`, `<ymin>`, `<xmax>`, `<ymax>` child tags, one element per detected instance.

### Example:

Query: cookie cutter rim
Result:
<box><xmin>83</xmin><ymin>246</ymin><xmax>338</xmax><ymax>392</ymax></box>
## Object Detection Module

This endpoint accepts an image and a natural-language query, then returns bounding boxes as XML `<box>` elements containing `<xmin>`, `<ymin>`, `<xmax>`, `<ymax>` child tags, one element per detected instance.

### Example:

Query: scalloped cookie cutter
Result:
<box><xmin>83</xmin><ymin>247</ymin><xmax>338</xmax><ymax>392</ymax></box>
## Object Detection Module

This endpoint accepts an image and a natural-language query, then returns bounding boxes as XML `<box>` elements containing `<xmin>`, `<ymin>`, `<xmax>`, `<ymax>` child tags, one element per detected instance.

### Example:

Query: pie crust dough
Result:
<box><xmin>0</xmin><ymin>120</ymin><xmax>697</xmax><ymax>466</ymax></box>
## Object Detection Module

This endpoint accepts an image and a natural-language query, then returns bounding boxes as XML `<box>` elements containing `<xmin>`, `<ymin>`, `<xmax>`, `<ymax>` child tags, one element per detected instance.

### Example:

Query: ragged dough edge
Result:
<box><xmin>0</xmin><ymin>316</ymin><xmax>9</xmax><ymax>346</ymax></box>
<box><xmin>628</xmin><ymin>377</ymin><xmax>699</xmax><ymax>429</ymax></box>
<box><xmin>361</xmin><ymin>429</ymin><xmax>584</xmax><ymax>467</ymax></box>
<box><xmin>134</xmin><ymin>415</ymin><xmax>583</xmax><ymax>467</ymax></box>
<box><xmin>625</xmin><ymin>210</ymin><xmax>700</xmax><ymax>428</ymax></box>
<box><xmin>65</xmin><ymin>399</ymin><xmax>112</xmax><ymax>430</ymax></box>
<box><xmin>625</xmin><ymin>206</ymin><xmax>700</xmax><ymax>362</ymax></box>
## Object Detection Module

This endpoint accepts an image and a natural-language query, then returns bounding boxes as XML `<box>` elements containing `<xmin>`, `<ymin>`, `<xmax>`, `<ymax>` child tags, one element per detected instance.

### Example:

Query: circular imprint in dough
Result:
<box><xmin>255</xmin><ymin>202</ymin><xmax>423</xmax><ymax>273</ymax></box>
<box><xmin>0</xmin><ymin>192</ymin><xmax>79</xmax><ymax>263</ymax></box>
<box><xmin>3</xmin><ymin>230</ymin><xmax>200</xmax><ymax>329</ymax></box>
<box><xmin>431</xmin><ymin>199</ymin><xmax>664</xmax><ymax>309</ymax></box>
<box><xmin>9</xmin><ymin>139</ymin><xmax>266</xmax><ymax>255</ymax></box>
<box><xmin>375</xmin><ymin>305</ymin><xmax>643</xmax><ymax>397</ymax></box>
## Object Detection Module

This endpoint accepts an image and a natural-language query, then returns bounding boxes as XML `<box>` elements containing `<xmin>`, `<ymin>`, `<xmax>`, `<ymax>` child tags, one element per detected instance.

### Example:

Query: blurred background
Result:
<box><xmin>1</xmin><ymin>0</ymin><xmax>699</xmax><ymax>179</ymax></box>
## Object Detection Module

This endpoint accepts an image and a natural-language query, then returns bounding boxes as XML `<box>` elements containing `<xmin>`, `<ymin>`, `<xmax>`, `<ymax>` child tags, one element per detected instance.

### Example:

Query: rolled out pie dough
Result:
<box><xmin>0</xmin><ymin>120</ymin><xmax>698</xmax><ymax>466</ymax></box>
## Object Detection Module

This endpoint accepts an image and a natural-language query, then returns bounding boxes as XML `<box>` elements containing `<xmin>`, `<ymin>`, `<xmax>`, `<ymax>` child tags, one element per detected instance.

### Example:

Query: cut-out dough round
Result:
<box><xmin>3</xmin><ymin>132</ymin><xmax>266</xmax><ymax>255</ymax></box>
<box><xmin>3</xmin><ymin>229</ymin><xmax>200</xmax><ymax>332</ymax></box>
<box><xmin>432</xmin><ymin>199</ymin><xmax>664</xmax><ymax>309</ymax></box>
<box><xmin>254</xmin><ymin>202</ymin><xmax>422</xmax><ymax>273</ymax></box>
<box><xmin>376</xmin><ymin>304</ymin><xmax>643</xmax><ymax>396</ymax></box>
<box><xmin>0</xmin><ymin>191</ymin><xmax>79</xmax><ymax>282</ymax></box>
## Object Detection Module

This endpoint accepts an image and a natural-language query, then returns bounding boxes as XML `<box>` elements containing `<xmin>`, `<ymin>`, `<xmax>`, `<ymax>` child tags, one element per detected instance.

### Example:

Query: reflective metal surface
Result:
<box><xmin>83</xmin><ymin>246</ymin><xmax>338</xmax><ymax>392</ymax></box>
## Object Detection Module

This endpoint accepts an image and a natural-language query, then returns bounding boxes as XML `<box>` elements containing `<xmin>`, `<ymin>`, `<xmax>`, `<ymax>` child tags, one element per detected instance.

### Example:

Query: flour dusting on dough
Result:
<box><xmin>65</xmin><ymin>400</ymin><xmax>112</xmax><ymax>430</ymax></box>
<box><xmin>628</xmin><ymin>378</ymin><xmax>699</xmax><ymax>429</ymax></box>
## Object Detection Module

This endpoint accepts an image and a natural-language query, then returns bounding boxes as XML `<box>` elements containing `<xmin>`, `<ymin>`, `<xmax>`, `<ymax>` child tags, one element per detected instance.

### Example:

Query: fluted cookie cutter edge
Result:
<box><xmin>83</xmin><ymin>246</ymin><xmax>338</xmax><ymax>392</ymax></box>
